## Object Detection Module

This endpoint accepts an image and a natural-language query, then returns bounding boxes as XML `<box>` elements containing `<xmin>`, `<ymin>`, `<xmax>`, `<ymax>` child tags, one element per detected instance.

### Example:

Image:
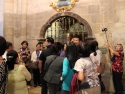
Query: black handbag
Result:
<box><xmin>79</xmin><ymin>81</ymin><xmax>90</xmax><ymax>89</ymax></box>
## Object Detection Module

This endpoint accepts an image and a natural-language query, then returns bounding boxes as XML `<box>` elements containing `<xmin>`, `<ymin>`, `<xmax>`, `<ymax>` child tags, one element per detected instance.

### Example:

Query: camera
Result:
<box><xmin>102</xmin><ymin>28</ymin><xmax>108</xmax><ymax>32</ymax></box>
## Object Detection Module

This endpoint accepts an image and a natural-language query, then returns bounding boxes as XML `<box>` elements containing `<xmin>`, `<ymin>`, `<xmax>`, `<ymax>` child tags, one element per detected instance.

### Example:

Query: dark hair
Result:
<box><xmin>80</xmin><ymin>43</ymin><xmax>91</xmax><ymax>57</ymax></box>
<box><xmin>46</xmin><ymin>37</ymin><xmax>54</xmax><ymax>44</ymax></box>
<box><xmin>21</xmin><ymin>41</ymin><xmax>28</xmax><ymax>46</ymax></box>
<box><xmin>51</xmin><ymin>42</ymin><xmax>62</xmax><ymax>55</ymax></box>
<box><xmin>90</xmin><ymin>41</ymin><xmax>97</xmax><ymax>56</ymax></box>
<box><xmin>0</xmin><ymin>36</ymin><xmax>6</xmax><ymax>56</ymax></box>
<box><xmin>65</xmin><ymin>42</ymin><xmax>78</xmax><ymax>68</ymax></box>
<box><xmin>6</xmin><ymin>50</ymin><xmax>18</xmax><ymax>70</ymax></box>
<box><xmin>6</xmin><ymin>42</ymin><xmax>13</xmax><ymax>49</ymax></box>
<box><xmin>36</xmin><ymin>43</ymin><xmax>41</xmax><ymax>47</ymax></box>
<box><xmin>93</xmin><ymin>41</ymin><xmax>98</xmax><ymax>49</ymax></box>
<box><xmin>61</xmin><ymin>43</ymin><xmax>67</xmax><ymax>50</ymax></box>
<box><xmin>73</xmin><ymin>34</ymin><xmax>82</xmax><ymax>41</ymax></box>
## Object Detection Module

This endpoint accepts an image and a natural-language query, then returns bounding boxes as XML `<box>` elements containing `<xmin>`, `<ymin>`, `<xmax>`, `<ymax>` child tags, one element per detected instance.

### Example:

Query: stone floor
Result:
<box><xmin>29</xmin><ymin>86</ymin><xmax>41</xmax><ymax>94</ymax></box>
<box><xmin>28</xmin><ymin>86</ymin><xmax>115</xmax><ymax>94</ymax></box>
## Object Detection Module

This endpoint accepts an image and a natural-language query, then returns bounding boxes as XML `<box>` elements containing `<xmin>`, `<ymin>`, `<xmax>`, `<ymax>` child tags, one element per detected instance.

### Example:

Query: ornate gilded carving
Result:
<box><xmin>50</xmin><ymin>0</ymin><xmax>79</xmax><ymax>12</ymax></box>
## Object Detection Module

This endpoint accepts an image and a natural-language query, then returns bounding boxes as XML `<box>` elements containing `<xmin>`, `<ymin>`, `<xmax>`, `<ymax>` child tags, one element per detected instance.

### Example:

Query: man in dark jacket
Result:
<box><xmin>38</xmin><ymin>37</ymin><xmax>54</xmax><ymax>94</ymax></box>
<box><xmin>43</xmin><ymin>42</ymin><xmax>64</xmax><ymax>94</ymax></box>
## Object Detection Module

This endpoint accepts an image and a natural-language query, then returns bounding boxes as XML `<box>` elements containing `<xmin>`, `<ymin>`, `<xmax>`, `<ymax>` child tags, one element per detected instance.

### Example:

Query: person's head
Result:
<box><xmin>45</xmin><ymin>37</ymin><xmax>54</xmax><ymax>47</ymax></box>
<box><xmin>36</xmin><ymin>43</ymin><xmax>42</xmax><ymax>51</ymax></box>
<box><xmin>6</xmin><ymin>42</ymin><xmax>13</xmax><ymax>51</ymax></box>
<box><xmin>6</xmin><ymin>50</ymin><xmax>18</xmax><ymax>70</ymax></box>
<box><xmin>65</xmin><ymin>42</ymin><xmax>78</xmax><ymax>68</ymax></box>
<box><xmin>61</xmin><ymin>43</ymin><xmax>67</xmax><ymax>51</ymax></box>
<box><xmin>72</xmin><ymin>34</ymin><xmax>82</xmax><ymax>46</ymax></box>
<box><xmin>51</xmin><ymin>42</ymin><xmax>62</xmax><ymax>55</ymax></box>
<box><xmin>90</xmin><ymin>41</ymin><xmax>97</xmax><ymax>56</ymax></box>
<box><xmin>63</xmin><ymin>43</ymin><xmax>67</xmax><ymax>51</ymax></box>
<box><xmin>115</xmin><ymin>44</ymin><xmax>123</xmax><ymax>51</ymax></box>
<box><xmin>92</xmin><ymin>41</ymin><xmax>98</xmax><ymax>49</ymax></box>
<box><xmin>21</xmin><ymin>41</ymin><xmax>28</xmax><ymax>48</ymax></box>
<box><xmin>0</xmin><ymin>36</ymin><xmax>6</xmax><ymax>56</ymax></box>
<box><xmin>80</xmin><ymin>43</ymin><xmax>91</xmax><ymax>58</ymax></box>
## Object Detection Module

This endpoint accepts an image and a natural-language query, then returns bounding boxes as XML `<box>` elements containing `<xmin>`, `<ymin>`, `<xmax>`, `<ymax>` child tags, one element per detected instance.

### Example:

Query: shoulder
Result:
<box><xmin>63</xmin><ymin>57</ymin><xmax>69</xmax><ymax>62</ymax></box>
<box><xmin>55</xmin><ymin>56</ymin><xmax>64</xmax><ymax>62</ymax></box>
<box><xmin>75</xmin><ymin>58</ymin><xmax>84</xmax><ymax>64</ymax></box>
<box><xmin>32</xmin><ymin>51</ymin><xmax>36</xmax><ymax>54</ymax></box>
<box><xmin>96</xmin><ymin>50</ymin><xmax>102</xmax><ymax>53</ymax></box>
<box><xmin>18</xmin><ymin>65</ymin><xmax>26</xmax><ymax>70</ymax></box>
<box><xmin>76</xmin><ymin>58</ymin><xmax>90</xmax><ymax>65</ymax></box>
<box><xmin>46</xmin><ymin>55</ymin><xmax>56</xmax><ymax>59</ymax></box>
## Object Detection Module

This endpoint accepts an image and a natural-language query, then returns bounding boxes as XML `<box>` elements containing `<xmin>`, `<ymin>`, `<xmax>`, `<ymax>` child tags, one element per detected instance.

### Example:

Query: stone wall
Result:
<box><xmin>0</xmin><ymin>0</ymin><xmax>3</xmax><ymax>36</ymax></box>
<box><xmin>3</xmin><ymin>0</ymin><xmax>125</xmax><ymax>92</ymax></box>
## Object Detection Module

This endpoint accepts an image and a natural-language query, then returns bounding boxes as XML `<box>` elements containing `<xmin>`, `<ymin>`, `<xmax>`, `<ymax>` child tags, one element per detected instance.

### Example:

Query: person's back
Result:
<box><xmin>74</xmin><ymin>57</ymin><xmax>100</xmax><ymax>87</ymax></box>
<box><xmin>44</xmin><ymin>56</ymin><xmax>64</xmax><ymax>84</ymax></box>
<box><xmin>7</xmin><ymin>65</ymin><xmax>31</xmax><ymax>94</ymax></box>
<box><xmin>6</xmin><ymin>50</ymin><xmax>31</xmax><ymax>94</ymax></box>
<box><xmin>74</xmin><ymin>43</ymin><xmax>101</xmax><ymax>94</ymax></box>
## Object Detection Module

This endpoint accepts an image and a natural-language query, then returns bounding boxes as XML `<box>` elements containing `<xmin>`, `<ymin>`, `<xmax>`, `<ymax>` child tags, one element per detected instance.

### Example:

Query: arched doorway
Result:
<box><xmin>40</xmin><ymin>12</ymin><xmax>92</xmax><ymax>43</ymax></box>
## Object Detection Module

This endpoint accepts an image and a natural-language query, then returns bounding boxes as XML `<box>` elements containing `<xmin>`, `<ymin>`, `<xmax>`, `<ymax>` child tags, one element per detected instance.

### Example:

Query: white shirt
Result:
<box><xmin>90</xmin><ymin>53</ymin><xmax>100</xmax><ymax>65</ymax></box>
<box><xmin>2</xmin><ymin>51</ymin><xmax>7</xmax><ymax>60</ymax></box>
<box><xmin>74</xmin><ymin>57</ymin><xmax>100</xmax><ymax>87</ymax></box>
<box><xmin>31</xmin><ymin>50</ymin><xmax>42</xmax><ymax>62</ymax></box>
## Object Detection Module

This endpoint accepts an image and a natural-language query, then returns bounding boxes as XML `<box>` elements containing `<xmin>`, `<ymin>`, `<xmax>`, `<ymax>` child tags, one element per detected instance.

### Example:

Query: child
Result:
<box><xmin>108</xmin><ymin>44</ymin><xmax>124</xmax><ymax>94</ymax></box>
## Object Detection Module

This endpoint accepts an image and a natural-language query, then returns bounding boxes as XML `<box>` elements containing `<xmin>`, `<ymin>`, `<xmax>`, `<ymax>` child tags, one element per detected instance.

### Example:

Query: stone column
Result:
<box><xmin>0</xmin><ymin>0</ymin><xmax>4</xmax><ymax>36</ymax></box>
<box><xmin>13</xmin><ymin>0</ymin><xmax>27</xmax><ymax>50</ymax></box>
<box><xmin>4</xmin><ymin>0</ymin><xmax>14</xmax><ymax>42</ymax></box>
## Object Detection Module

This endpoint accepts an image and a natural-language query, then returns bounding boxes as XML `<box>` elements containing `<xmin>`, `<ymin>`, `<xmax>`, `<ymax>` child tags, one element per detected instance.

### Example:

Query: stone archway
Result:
<box><xmin>40</xmin><ymin>12</ymin><xmax>92</xmax><ymax>38</ymax></box>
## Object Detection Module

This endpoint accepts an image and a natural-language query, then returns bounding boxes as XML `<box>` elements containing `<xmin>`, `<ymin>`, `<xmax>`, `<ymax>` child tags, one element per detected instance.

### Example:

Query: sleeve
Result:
<box><xmin>39</xmin><ymin>50</ymin><xmax>45</xmax><ymax>61</ymax></box>
<box><xmin>119</xmin><ymin>51</ymin><xmax>124</xmax><ymax>60</ymax></box>
<box><xmin>62</xmin><ymin>58</ymin><xmax>69</xmax><ymax>80</ymax></box>
<box><xmin>44</xmin><ymin>56</ymin><xmax>53</xmax><ymax>72</ymax></box>
<box><xmin>74</xmin><ymin>59</ymin><xmax>85</xmax><ymax>72</ymax></box>
<box><xmin>21</xmin><ymin>65</ymin><xmax>31</xmax><ymax>81</ymax></box>
<box><xmin>31</xmin><ymin>51</ymin><xmax>36</xmax><ymax>62</ymax></box>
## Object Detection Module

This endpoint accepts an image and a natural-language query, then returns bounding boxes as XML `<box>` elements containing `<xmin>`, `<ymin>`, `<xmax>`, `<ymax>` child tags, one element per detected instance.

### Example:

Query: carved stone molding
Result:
<box><xmin>40</xmin><ymin>12</ymin><xmax>92</xmax><ymax>38</ymax></box>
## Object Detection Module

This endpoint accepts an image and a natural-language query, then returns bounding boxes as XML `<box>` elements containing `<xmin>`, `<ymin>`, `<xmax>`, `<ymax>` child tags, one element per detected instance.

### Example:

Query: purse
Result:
<box><xmin>28</xmin><ymin>61</ymin><xmax>38</xmax><ymax>69</ymax></box>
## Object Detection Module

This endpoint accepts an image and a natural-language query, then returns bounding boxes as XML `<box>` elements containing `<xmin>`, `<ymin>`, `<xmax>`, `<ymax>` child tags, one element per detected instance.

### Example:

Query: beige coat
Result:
<box><xmin>7</xmin><ymin>65</ymin><xmax>31</xmax><ymax>94</ymax></box>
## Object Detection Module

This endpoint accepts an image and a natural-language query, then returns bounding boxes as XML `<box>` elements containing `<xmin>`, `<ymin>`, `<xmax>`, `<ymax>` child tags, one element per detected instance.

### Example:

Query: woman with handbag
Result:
<box><xmin>31</xmin><ymin>43</ymin><xmax>42</xmax><ymax>87</ymax></box>
<box><xmin>74</xmin><ymin>43</ymin><xmax>102</xmax><ymax>94</ymax></box>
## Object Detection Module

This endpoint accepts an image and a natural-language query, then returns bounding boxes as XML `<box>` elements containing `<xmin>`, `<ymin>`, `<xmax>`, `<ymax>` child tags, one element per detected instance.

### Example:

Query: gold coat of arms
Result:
<box><xmin>50</xmin><ymin>0</ymin><xmax>79</xmax><ymax>12</ymax></box>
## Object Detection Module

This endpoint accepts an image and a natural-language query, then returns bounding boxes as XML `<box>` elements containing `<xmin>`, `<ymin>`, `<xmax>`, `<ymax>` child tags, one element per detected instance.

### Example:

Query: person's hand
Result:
<box><xmin>60</xmin><ymin>77</ymin><xmax>62</xmax><ymax>81</ymax></box>
<box><xmin>22</xmin><ymin>56</ymin><xmax>26</xmax><ymax>58</ymax></box>
<box><xmin>25</xmin><ymin>63</ymin><xmax>29</xmax><ymax>66</ymax></box>
<box><xmin>36</xmin><ymin>60</ymin><xmax>39</xmax><ymax>63</ymax></box>
<box><xmin>27</xmin><ymin>56</ymin><xmax>30</xmax><ymax>59</ymax></box>
<box><xmin>107</xmin><ymin>44</ymin><xmax>111</xmax><ymax>49</ymax></box>
<box><xmin>25</xmin><ymin>48</ymin><xmax>29</xmax><ymax>53</ymax></box>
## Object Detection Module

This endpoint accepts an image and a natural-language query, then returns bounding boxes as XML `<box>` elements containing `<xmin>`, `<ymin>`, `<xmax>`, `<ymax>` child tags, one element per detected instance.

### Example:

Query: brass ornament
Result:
<box><xmin>50</xmin><ymin>0</ymin><xmax>79</xmax><ymax>12</ymax></box>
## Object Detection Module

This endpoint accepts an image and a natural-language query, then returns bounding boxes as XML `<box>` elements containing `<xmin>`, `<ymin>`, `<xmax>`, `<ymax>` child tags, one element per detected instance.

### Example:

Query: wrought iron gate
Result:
<box><xmin>45</xmin><ymin>16</ymin><xmax>88</xmax><ymax>43</ymax></box>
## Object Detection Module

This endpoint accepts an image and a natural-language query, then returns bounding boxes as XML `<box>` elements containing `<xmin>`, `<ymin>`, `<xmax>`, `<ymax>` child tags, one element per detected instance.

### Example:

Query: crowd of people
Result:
<box><xmin>0</xmin><ymin>35</ymin><xmax>124</xmax><ymax>94</ymax></box>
